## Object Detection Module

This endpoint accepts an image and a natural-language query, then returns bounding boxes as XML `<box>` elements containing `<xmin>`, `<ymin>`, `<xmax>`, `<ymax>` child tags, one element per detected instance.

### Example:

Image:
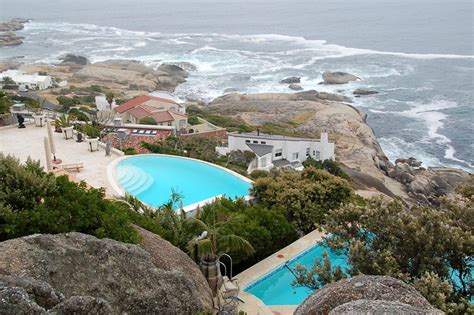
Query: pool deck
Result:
<box><xmin>236</xmin><ymin>229</ymin><xmax>326</xmax><ymax>315</ymax></box>
<box><xmin>0</xmin><ymin>122</ymin><xmax>122</xmax><ymax>194</ymax></box>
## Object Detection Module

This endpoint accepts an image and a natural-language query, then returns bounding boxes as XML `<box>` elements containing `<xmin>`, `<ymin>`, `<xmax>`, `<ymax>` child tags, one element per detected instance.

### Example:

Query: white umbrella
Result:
<box><xmin>43</xmin><ymin>137</ymin><xmax>53</xmax><ymax>172</ymax></box>
<box><xmin>46</xmin><ymin>120</ymin><xmax>57</xmax><ymax>161</ymax></box>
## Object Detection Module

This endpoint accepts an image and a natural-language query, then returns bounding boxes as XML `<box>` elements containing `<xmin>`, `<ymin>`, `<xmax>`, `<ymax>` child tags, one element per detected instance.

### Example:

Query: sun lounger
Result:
<box><xmin>54</xmin><ymin>163</ymin><xmax>84</xmax><ymax>173</ymax></box>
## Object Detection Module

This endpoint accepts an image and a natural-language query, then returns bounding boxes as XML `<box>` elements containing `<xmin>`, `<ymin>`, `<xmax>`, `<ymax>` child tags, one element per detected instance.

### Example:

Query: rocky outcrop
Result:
<box><xmin>353</xmin><ymin>88</ymin><xmax>378</xmax><ymax>96</ymax></box>
<box><xmin>60</xmin><ymin>54</ymin><xmax>90</xmax><ymax>66</ymax></box>
<box><xmin>316</xmin><ymin>91</ymin><xmax>352</xmax><ymax>103</ymax></box>
<box><xmin>208</xmin><ymin>93</ymin><xmax>395</xmax><ymax>189</ymax></box>
<box><xmin>388</xmin><ymin>159</ymin><xmax>470</xmax><ymax>206</ymax></box>
<box><xmin>280</xmin><ymin>76</ymin><xmax>301</xmax><ymax>84</ymax></box>
<box><xmin>0</xmin><ymin>32</ymin><xmax>23</xmax><ymax>47</ymax></box>
<box><xmin>0</xmin><ymin>18</ymin><xmax>28</xmax><ymax>32</ymax></box>
<box><xmin>0</xmin><ymin>232</ymin><xmax>213</xmax><ymax>314</ymax></box>
<box><xmin>321</xmin><ymin>71</ymin><xmax>360</xmax><ymax>84</ymax></box>
<box><xmin>329</xmin><ymin>299</ymin><xmax>436</xmax><ymax>314</ymax></box>
<box><xmin>294</xmin><ymin>275</ymin><xmax>442</xmax><ymax>315</ymax></box>
<box><xmin>73</xmin><ymin>61</ymin><xmax>189</xmax><ymax>91</ymax></box>
<box><xmin>0</xmin><ymin>19</ymin><xmax>28</xmax><ymax>48</ymax></box>
<box><xmin>289</xmin><ymin>83</ymin><xmax>303</xmax><ymax>91</ymax></box>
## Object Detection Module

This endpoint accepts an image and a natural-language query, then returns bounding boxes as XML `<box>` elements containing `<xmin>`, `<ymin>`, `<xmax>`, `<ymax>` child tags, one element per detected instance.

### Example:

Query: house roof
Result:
<box><xmin>115</xmin><ymin>95</ymin><xmax>179</xmax><ymax>113</ymax></box>
<box><xmin>230</xmin><ymin>132</ymin><xmax>327</xmax><ymax>143</ymax></box>
<box><xmin>246</xmin><ymin>143</ymin><xmax>273</xmax><ymax>157</ymax></box>
<box><xmin>151</xmin><ymin>111</ymin><xmax>175</xmax><ymax>123</ymax></box>
<box><xmin>273</xmin><ymin>159</ymin><xmax>291</xmax><ymax>167</ymax></box>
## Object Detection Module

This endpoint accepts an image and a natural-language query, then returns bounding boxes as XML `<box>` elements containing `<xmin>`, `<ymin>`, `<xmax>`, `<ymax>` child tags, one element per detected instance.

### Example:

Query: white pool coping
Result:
<box><xmin>106</xmin><ymin>153</ymin><xmax>254</xmax><ymax>214</ymax></box>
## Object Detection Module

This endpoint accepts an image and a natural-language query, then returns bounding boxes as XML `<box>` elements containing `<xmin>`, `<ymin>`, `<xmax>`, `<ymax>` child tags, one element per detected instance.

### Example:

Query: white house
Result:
<box><xmin>216</xmin><ymin>131</ymin><xmax>335</xmax><ymax>172</ymax></box>
<box><xmin>0</xmin><ymin>70</ymin><xmax>52</xmax><ymax>90</ymax></box>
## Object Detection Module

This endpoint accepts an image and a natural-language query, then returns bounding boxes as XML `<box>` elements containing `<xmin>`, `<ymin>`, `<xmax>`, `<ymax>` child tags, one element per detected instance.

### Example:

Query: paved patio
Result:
<box><xmin>0</xmin><ymin>122</ymin><xmax>122</xmax><ymax>194</ymax></box>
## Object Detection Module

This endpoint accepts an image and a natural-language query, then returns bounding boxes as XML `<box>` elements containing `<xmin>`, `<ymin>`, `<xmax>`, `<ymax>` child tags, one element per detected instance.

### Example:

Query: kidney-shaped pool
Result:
<box><xmin>112</xmin><ymin>155</ymin><xmax>252</xmax><ymax>209</ymax></box>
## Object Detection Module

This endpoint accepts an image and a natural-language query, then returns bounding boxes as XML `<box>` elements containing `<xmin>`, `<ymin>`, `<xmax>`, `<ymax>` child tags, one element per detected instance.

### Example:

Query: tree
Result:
<box><xmin>185</xmin><ymin>202</ymin><xmax>255</xmax><ymax>261</ymax></box>
<box><xmin>0</xmin><ymin>90</ymin><xmax>12</xmax><ymax>114</ymax></box>
<box><xmin>320</xmin><ymin>193</ymin><xmax>473</xmax><ymax>312</ymax></box>
<box><xmin>292</xmin><ymin>251</ymin><xmax>347</xmax><ymax>290</ymax></box>
<box><xmin>1</xmin><ymin>76</ymin><xmax>15</xmax><ymax>85</ymax></box>
<box><xmin>251</xmin><ymin>167</ymin><xmax>352</xmax><ymax>233</ymax></box>
<box><xmin>106</xmin><ymin>92</ymin><xmax>114</xmax><ymax>109</ymax></box>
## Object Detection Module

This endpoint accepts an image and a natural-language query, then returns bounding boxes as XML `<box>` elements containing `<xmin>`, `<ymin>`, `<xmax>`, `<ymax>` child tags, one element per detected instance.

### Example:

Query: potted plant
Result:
<box><xmin>27</xmin><ymin>99</ymin><xmax>45</xmax><ymax>127</ymax></box>
<box><xmin>186</xmin><ymin>210</ymin><xmax>254</xmax><ymax>297</ymax></box>
<box><xmin>54</xmin><ymin>114</ymin><xmax>74</xmax><ymax>139</ymax></box>
<box><xmin>83</xmin><ymin>124</ymin><xmax>100</xmax><ymax>152</ymax></box>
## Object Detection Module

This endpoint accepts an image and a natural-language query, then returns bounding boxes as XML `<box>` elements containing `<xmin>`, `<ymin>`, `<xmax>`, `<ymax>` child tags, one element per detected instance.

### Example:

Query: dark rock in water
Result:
<box><xmin>289</xmin><ymin>83</ymin><xmax>303</xmax><ymax>91</ymax></box>
<box><xmin>280</xmin><ymin>76</ymin><xmax>301</xmax><ymax>84</ymax></box>
<box><xmin>0</xmin><ymin>19</ymin><xmax>28</xmax><ymax>32</ymax></box>
<box><xmin>395</xmin><ymin>157</ymin><xmax>422</xmax><ymax>168</ymax></box>
<box><xmin>294</xmin><ymin>275</ymin><xmax>442</xmax><ymax>315</ymax></box>
<box><xmin>0</xmin><ymin>232</ymin><xmax>214</xmax><ymax>314</ymax></box>
<box><xmin>0</xmin><ymin>32</ymin><xmax>24</xmax><ymax>47</ymax></box>
<box><xmin>60</xmin><ymin>54</ymin><xmax>90</xmax><ymax>66</ymax></box>
<box><xmin>353</xmin><ymin>88</ymin><xmax>379</xmax><ymax>95</ymax></box>
<box><xmin>321</xmin><ymin>71</ymin><xmax>360</xmax><ymax>84</ymax></box>
<box><xmin>168</xmin><ymin>61</ymin><xmax>197</xmax><ymax>72</ymax></box>
<box><xmin>330</xmin><ymin>299</ymin><xmax>434</xmax><ymax>315</ymax></box>
<box><xmin>157</xmin><ymin>63</ymin><xmax>189</xmax><ymax>78</ymax></box>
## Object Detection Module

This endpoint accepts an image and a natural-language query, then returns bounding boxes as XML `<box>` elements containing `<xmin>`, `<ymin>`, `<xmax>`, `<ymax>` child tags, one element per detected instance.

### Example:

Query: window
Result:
<box><xmin>253</xmin><ymin>140</ymin><xmax>258</xmax><ymax>144</ymax></box>
<box><xmin>316</xmin><ymin>151</ymin><xmax>321</xmax><ymax>160</ymax></box>
<box><xmin>179</xmin><ymin>119</ymin><xmax>186</xmax><ymax>126</ymax></box>
<box><xmin>245</xmin><ymin>140</ymin><xmax>250</xmax><ymax>143</ymax></box>
<box><xmin>292</xmin><ymin>152</ymin><xmax>299</xmax><ymax>160</ymax></box>
<box><xmin>306</xmin><ymin>148</ymin><xmax>310</xmax><ymax>156</ymax></box>
<box><xmin>261</xmin><ymin>141</ymin><xmax>266</xmax><ymax>144</ymax></box>
<box><xmin>167</xmin><ymin>122</ymin><xmax>172</xmax><ymax>126</ymax></box>
<box><xmin>261</xmin><ymin>157</ymin><xmax>267</xmax><ymax>167</ymax></box>
<box><xmin>275</xmin><ymin>149</ymin><xmax>282</xmax><ymax>157</ymax></box>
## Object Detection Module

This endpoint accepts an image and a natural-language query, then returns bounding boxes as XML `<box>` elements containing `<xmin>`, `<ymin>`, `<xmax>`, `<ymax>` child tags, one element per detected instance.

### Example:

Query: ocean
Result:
<box><xmin>1</xmin><ymin>0</ymin><xmax>473</xmax><ymax>171</ymax></box>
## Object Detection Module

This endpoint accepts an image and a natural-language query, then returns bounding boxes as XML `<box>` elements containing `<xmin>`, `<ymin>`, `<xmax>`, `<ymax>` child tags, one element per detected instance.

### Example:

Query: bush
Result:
<box><xmin>249</xmin><ymin>170</ymin><xmax>269</xmax><ymax>180</ymax></box>
<box><xmin>303</xmin><ymin>157</ymin><xmax>349</xmax><ymax>179</ymax></box>
<box><xmin>139</xmin><ymin>117</ymin><xmax>158</xmax><ymax>125</ymax></box>
<box><xmin>188</xmin><ymin>116</ymin><xmax>201</xmax><ymax>125</ymax></box>
<box><xmin>0</xmin><ymin>155</ymin><xmax>139</xmax><ymax>243</ymax></box>
<box><xmin>252</xmin><ymin>167</ymin><xmax>352</xmax><ymax>233</ymax></box>
<box><xmin>123</xmin><ymin>148</ymin><xmax>137</xmax><ymax>155</ymax></box>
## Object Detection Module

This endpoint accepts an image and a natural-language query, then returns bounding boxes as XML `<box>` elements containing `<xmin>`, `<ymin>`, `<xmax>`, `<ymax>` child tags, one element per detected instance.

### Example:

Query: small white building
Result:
<box><xmin>0</xmin><ymin>70</ymin><xmax>52</xmax><ymax>90</ymax></box>
<box><xmin>216</xmin><ymin>131</ymin><xmax>335</xmax><ymax>172</ymax></box>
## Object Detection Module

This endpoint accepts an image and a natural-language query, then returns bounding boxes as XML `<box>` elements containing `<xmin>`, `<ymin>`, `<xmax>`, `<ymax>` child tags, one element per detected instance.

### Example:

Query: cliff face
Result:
<box><xmin>0</xmin><ymin>232</ymin><xmax>213</xmax><ymax>314</ymax></box>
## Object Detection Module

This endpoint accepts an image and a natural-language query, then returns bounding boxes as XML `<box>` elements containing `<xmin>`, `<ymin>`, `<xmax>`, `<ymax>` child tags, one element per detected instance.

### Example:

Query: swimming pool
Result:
<box><xmin>244</xmin><ymin>243</ymin><xmax>348</xmax><ymax>306</ymax></box>
<box><xmin>113</xmin><ymin>155</ymin><xmax>252</xmax><ymax>209</ymax></box>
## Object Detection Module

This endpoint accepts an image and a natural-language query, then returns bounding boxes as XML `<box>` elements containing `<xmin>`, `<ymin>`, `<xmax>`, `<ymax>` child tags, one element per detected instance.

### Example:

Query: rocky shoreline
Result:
<box><xmin>0</xmin><ymin>56</ymin><xmax>469</xmax><ymax>204</ymax></box>
<box><xmin>0</xmin><ymin>18</ymin><xmax>29</xmax><ymax>47</ymax></box>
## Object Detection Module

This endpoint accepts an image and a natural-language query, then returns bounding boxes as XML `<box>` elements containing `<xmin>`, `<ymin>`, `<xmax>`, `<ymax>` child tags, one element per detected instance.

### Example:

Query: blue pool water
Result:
<box><xmin>245</xmin><ymin>242</ymin><xmax>473</xmax><ymax>306</ymax></box>
<box><xmin>245</xmin><ymin>243</ymin><xmax>349</xmax><ymax>306</ymax></box>
<box><xmin>116</xmin><ymin>155</ymin><xmax>252</xmax><ymax>208</ymax></box>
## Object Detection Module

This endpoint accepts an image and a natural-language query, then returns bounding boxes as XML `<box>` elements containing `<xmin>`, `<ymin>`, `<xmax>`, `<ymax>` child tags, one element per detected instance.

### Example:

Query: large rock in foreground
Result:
<box><xmin>0</xmin><ymin>232</ymin><xmax>213</xmax><ymax>314</ymax></box>
<box><xmin>322</xmin><ymin>71</ymin><xmax>360</xmax><ymax>84</ymax></box>
<box><xmin>294</xmin><ymin>275</ymin><xmax>441</xmax><ymax>315</ymax></box>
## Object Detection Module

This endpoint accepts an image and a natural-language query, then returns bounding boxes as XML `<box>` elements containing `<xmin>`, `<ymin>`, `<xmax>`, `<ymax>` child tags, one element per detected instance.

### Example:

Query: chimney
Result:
<box><xmin>257</xmin><ymin>128</ymin><xmax>260</xmax><ymax>136</ymax></box>
<box><xmin>321</xmin><ymin>130</ymin><xmax>328</xmax><ymax>144</ymax></box>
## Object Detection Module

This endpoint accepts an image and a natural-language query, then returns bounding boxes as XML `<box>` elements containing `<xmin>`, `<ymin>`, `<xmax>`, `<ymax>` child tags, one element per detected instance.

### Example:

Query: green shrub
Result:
<box><xmin>123</xmin><ymin>148</ymin><xmax>137</xmax><ymax>155</ymax></box>
<box><xmin>303</xmin><ymin>157</ymin><xmax>349</xmax><ymax>179</ymax></box>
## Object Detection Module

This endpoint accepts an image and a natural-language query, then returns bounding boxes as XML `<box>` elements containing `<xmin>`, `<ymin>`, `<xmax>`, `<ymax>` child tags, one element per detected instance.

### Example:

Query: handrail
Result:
<box><xmin>220</xmin><ymin>253</ymin><xmax>233</xmax><ymax>280</ymax></box>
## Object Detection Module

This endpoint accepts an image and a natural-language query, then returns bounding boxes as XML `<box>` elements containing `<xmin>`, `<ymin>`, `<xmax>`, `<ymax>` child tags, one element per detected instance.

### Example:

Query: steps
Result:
<box><xmin>117</xmin><ymin>165</ymin><xmax>154</xmax><ymax>196</ymax></box>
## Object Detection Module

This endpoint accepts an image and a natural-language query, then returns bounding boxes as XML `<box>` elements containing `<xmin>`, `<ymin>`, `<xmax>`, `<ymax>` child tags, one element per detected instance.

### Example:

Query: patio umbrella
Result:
<box><xmin>47</xmin><ymin>120</ymin><xmax>61</xmax><ymax>164</ymax></box>
<box><xmin>43</xmin><ymin>137</ymin><xmax>53</xmax><ymax>172</ymax></box>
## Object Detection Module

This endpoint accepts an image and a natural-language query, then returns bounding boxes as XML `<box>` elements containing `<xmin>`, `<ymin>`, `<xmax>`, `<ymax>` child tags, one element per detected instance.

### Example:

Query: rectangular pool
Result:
<box><xmin>244</xmin><ymin>243</ymin><xmax>348</xmax><ymax>305</ymax></box>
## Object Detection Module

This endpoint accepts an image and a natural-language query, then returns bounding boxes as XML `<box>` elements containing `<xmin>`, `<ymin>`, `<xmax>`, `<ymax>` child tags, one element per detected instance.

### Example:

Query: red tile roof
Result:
<box><xmin>115</xmin><ymin>95</ymin><xmax>179</xmax><ymax>113</ymax></box>
<box><xmin>151</xmin><ymin>111</ymin><xmax>174</xmax><ymax>123</ymax></box>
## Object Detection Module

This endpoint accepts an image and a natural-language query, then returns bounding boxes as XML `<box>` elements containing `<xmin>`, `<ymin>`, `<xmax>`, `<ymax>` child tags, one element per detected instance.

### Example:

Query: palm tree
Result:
<box><xmin>105</xmin><ymin>92</ymin><xmax>114</xmax><ymax>110</ymax></box>
<box><xmin>54</xmin><ymin>114</ymin><xmax>72</xmax><ymax>129</ymax></box>
<box><xmin>185</xmin><ymin>206</ymin><xmax>254</xmax><ymax>261</ymax></box>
